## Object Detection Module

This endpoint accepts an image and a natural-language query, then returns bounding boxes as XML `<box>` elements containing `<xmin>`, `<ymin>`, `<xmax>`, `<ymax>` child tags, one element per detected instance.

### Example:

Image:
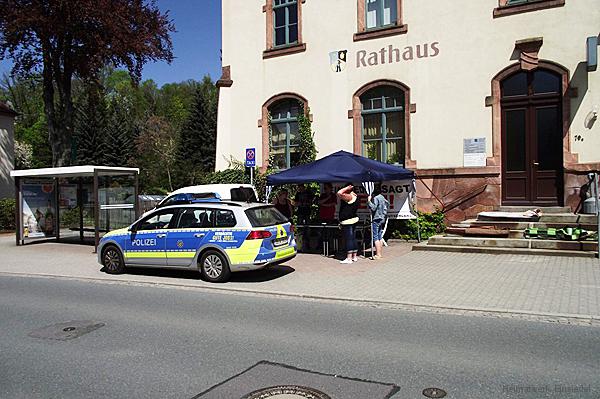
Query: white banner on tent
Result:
<box><xmin>331</xmin><ymin>179</ymin><xmax>416</xmax><ymax>220</ymax></box>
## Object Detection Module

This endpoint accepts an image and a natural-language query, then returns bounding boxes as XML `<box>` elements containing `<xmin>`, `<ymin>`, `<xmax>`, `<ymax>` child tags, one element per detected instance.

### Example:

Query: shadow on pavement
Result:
<box><xmin>228</xmin><ymin>265</ymin><xmax>295</xmax><ymax>283</ymax></box>
<box><xmin>105</xmin><ymin>264</ymin><xmax>295</xmax><ymax>283</ymax></box>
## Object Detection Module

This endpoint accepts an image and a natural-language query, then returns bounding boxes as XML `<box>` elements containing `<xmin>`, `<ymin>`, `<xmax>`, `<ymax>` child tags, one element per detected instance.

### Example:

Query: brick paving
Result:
<box><xmin>1</xmin><ymin>235</ymin><xmax>599</xmax><ymax>325</ymax></box>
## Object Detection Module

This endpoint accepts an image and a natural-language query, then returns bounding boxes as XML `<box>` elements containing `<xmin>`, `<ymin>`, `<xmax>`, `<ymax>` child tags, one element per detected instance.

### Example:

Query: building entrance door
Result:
<box><xmin>501</xmin><ymin>69</ymin><xmax>563</xmax><ymax>206</ymax></box>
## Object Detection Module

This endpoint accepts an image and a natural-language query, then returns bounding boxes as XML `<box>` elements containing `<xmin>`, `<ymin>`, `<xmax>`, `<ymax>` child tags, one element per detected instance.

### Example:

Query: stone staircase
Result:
<box><xmin>413</xmin><ymin>206</ymin><xmax>599</xmax><ymax>258</ymax></box>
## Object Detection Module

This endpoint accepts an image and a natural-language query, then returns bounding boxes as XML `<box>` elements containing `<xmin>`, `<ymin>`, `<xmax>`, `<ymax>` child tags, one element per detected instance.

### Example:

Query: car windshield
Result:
<box><xmin>245</xmin><ymin>206</ymin><xmax>288</xmax><ymax>227</ymax></box>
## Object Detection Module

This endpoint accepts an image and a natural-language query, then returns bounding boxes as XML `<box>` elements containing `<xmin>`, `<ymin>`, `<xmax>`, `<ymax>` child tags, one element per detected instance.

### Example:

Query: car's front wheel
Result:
<box><xmin>200</xmin><ymin>250</ymin><xmax>231</xmax><ymax>283</ymax></box>
<box><xmin>102</xmin><ymin>245</ymin><xmax>125</xmax><ymax>274</ymax></box>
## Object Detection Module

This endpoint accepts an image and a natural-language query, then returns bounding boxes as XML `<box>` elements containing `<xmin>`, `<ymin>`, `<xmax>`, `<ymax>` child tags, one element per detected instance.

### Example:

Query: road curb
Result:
<box><xmin>1</xmin><ymin>271</ymin><xmax>599</xmax><ymax>327</ymax></box>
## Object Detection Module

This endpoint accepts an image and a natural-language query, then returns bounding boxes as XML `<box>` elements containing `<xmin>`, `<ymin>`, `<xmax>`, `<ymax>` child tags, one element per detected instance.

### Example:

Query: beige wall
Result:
<box><xmin>217</xmin><ymin>0</ymin><xmax>600</xmax><ymax>170</ymax></box>
<box><xmin>0</xmin><ymin>113</ymin><xmax>15</xmax><ymax>198</ymax></box>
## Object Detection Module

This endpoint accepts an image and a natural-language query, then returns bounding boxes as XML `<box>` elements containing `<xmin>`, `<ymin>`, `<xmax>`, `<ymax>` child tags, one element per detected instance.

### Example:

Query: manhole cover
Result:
<box><xmin>193</xmin><ymin>361</ymin><xmax>399</xmax><ymax>399</ymax></box>
<box><xmin>241</xmin><ymin>385</ymin><xmax>331</xmax><ymax>399</ymax></box>
<box><xmin>29</xmin><ymin>321</ymin><xmax>105</xmax><ymax>341</ymax></box>
<box><xmin>423</xmin><ymin>387</ymin><xmax>447</xmax><ymax>398</ymax></box>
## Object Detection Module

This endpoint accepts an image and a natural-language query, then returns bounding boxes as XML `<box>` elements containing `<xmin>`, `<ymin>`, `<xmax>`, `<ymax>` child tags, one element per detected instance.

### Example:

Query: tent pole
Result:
<box><xmin>370</xmin><ymin>212</ymin><xmax>374</xmax><ymax>260</ymax></box>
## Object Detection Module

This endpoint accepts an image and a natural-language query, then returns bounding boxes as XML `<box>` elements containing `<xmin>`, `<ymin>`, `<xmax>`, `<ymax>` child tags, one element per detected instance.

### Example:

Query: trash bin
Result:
<box><xmin>583</xmin><ymin>197</ymin><xmax>597</xmax><ymax>214</ymax></box>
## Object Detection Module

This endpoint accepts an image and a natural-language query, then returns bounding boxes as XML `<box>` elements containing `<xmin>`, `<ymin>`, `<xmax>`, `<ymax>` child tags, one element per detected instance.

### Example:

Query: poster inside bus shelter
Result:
<box><xmin>331</xmin><ymin>180</ymin><xmax>416</xmax><ymax>219</ymax></box>
<box><xmin>21</xmin><ymin>180</ymin><xmax>57</xmax><ymax>239</ymax></box>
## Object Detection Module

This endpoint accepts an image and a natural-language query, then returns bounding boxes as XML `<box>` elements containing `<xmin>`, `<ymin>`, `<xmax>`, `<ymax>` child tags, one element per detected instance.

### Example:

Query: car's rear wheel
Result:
<box><xmin>200</xmin><ymin>250</ymin><xmax>231</xmax><ymax>283</ymax></box>
<box><xmin>102</xmin><ymin>245</ymin><xmax>125</xmax><ymax>274</ymax></box>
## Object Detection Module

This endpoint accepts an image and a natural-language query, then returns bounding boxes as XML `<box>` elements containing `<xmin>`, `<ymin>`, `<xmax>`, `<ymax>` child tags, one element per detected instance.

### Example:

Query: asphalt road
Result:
<box><xmin>0</xmin><ymin>275</ymin><xmax>598</xmax><ymax>399</ymax></box>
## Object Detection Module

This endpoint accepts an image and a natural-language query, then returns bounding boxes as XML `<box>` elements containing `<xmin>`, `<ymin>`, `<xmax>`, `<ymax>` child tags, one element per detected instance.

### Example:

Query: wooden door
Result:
<box><xmin>501</xmin><ymin>69</ymin><xmax>563</xmax><ymax>206</ymax></box>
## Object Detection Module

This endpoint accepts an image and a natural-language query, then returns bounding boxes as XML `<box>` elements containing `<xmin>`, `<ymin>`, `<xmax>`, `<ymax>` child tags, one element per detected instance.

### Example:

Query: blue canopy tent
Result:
<box><xmin>266</xmin><ymin>151</ymin><xmax>418</xmax><ymax>256</ymax></box>
<box><xmin>266</xmin><ymin>150</ymin><xmax>414</xmax><ymax>185</ymax></box>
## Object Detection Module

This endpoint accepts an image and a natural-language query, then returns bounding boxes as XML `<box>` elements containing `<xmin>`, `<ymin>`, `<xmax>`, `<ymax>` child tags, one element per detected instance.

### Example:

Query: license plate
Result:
<box><xmin>273</xmin><ymin>237</ymin><xmax>288</xmax><ymax>247</ymax></box>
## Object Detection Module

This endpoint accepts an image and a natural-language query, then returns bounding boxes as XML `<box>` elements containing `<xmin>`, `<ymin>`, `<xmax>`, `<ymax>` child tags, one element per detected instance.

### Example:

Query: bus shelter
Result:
<box><xmin>10</xmin><ymin>166</ymin><xmax>139</xmax><ymax>252</ymax></box>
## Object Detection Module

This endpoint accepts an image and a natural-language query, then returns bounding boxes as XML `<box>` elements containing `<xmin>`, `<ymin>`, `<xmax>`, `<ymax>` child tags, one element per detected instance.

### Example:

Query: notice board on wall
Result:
<box><xmin>463</xmin><ymin>138</ymin><xmax>486</xmax><ymax>167</ymax></box>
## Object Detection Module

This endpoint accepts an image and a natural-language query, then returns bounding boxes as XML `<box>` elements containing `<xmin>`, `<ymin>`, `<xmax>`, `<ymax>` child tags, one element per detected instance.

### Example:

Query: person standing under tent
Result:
<box><xmin>318</xmin><ymin>183</ymin><xmax>337</xmax><ymax>223</ymax></box>
<box><xmin>294</xmin><ymin>183</ymin><xmax>314</xmax><ymax>225</ymax></box>
<box><xmin>368</xmin><ymin>183</ymin><xmax>389</xmax><ymax>259</ymax></box>
<box><xmin>272</xmin><ymin>189</ymin><xmax>293</xmax><ymax>221</ymax></box>
<box><xmin>337</xmin><ymin>183</ymin><xmax>359</xmax><ymax>264</ymax></box>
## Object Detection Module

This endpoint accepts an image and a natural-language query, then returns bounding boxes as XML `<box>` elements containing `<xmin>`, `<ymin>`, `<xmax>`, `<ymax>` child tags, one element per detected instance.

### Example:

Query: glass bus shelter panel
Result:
<box><xmin>98</xmin><ymin>175</ymin><xmax>137</xmax><ymax>234</ymax></box>
<box><xmin>57</xmin><ymin>177</ymin><xmax>97</xmax><ymax>240</ymax></box>
<box><xmin>21</xmin><ymin>178</ymin><xmax>57</xmax><ymax>241</ymax></box>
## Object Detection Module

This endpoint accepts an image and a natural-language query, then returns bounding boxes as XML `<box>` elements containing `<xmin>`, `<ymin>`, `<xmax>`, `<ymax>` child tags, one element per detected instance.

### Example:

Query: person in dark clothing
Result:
<box><xmin>294</xmin><ymin>184</ymin><xmax>314</xmax><ymax>225</ymax></box>
<box><xmin>272</xmin><ymin>189</ymin><xmax>293</xmax><ymax>220</ymax></box>
<box><xmin>337</xmin><ymin>183</ymin><xmax>359</xmax><ymax>264</ymax></box>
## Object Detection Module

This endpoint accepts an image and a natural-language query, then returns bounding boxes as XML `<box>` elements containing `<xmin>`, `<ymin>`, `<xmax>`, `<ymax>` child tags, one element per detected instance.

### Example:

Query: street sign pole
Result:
<box><xmin>245</xmin><ymin>148</ymin><xmax>256</xmax><ymax>187</ymax></box>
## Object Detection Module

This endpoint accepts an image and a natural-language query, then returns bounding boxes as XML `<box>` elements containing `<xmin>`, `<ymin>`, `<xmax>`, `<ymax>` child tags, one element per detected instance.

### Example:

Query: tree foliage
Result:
<box><xmin>0</xmin><ymin>0</ymin><xmax>175</xmax><ymax>166</ymax></box>
<box><xmin>177</xmin><ymin>76</ymin><xmax>218</xmax><ymax>185</ymax></box>
<box><xmin>297</xmin><ymin>104</ymin><xmax>317</xmax><ymax>165</ymax></box>
<box><xmin>135</xmin><ymin>115</ymin><xmax>178</xmax><ymax>192</ymax></box>
<box><xmin>74</xmin><ymin>81</ymin><xmax>108</xmax><ymax>165</ymax></box>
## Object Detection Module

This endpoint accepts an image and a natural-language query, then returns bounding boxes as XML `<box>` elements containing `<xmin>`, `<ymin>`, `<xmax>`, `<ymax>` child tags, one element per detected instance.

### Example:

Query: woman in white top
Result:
<box><xmin>337</xmin><ymin>184</ymin><xmax>360</xmax><ymax>264</ymax></box>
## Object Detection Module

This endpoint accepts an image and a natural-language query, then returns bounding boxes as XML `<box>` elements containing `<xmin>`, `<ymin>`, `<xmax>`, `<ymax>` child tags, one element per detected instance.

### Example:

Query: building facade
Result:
<box><xmin>216</xmin><ymin>0</ymin><xmax>600</xmax><ymax>222</ymax></box>
<box><xmin>0</xmin><ymin>101</ymin><xmax>17</xmax><ymax>199</ymax></box>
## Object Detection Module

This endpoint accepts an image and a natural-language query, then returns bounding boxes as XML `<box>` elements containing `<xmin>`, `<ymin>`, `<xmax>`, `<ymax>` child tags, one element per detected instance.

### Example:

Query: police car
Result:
<box><xmin>97</xmin><ymin>200</ymin><xmax>296</xmax><ymax>282</ymax></box>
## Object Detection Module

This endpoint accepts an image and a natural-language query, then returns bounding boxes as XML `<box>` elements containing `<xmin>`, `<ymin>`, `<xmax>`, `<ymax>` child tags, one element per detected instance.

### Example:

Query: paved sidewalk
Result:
<box><xmin>1</xmin><ymin>235</ymin><xmax>599</xmax><ymax>325</ymax></box>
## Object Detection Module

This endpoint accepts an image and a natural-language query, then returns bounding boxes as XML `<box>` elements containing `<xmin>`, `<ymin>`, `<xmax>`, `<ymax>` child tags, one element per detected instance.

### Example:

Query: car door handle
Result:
<box><xmin>156</xmin><ymin>234</ymin><xmax>167</xmax><ymax>238</ymax></box>
<box><xmin>194</xmin><ymin>233</ymin><xmax>205</xmax><ymax>238</ymax></box>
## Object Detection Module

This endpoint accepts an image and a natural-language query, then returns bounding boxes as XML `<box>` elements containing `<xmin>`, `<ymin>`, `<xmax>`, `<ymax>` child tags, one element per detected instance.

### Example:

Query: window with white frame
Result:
<box><xmin>366</xmin><ymin>0</ymin><xmax>398</xmax><ymax>30</ymax></box>
<box><xmin>361</xmin><ymin>86</ymin><xmax>405</xmax><ymax>165</ymax></box>
<box><xmin>269</xmin><ymin>99</ymin><xmax>301</xmax><ymax>169</ymax></box>
<box><xmin>273</xmin><ymin>0</ymin><xmax>298</xmax><ymax>47</ymax></box>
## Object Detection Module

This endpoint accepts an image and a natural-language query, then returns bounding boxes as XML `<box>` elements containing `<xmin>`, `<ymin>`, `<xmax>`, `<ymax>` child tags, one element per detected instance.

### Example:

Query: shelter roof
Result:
<box><xmin>11</xmin><ymin>165</ymin><xmax>139</xmax><ymax>178</ymax></box>
<box><xmin>0</xmin><ymin>101</ymin><xmax>18</xmax><ymax>117</ymax></box>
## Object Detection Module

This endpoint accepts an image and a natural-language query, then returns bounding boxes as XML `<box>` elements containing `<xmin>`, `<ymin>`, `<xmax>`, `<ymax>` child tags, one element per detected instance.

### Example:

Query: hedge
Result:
<box><xmin>0</xmin><ymin>198</ymin><xmax>16</xmax><ymax>231</ymax></box>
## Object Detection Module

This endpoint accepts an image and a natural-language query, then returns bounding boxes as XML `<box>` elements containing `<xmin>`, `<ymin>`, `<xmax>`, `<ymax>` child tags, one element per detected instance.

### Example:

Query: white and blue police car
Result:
<box><xmin>98</xmin><ymin>197</ymin><xmax>296</xmax><ymax>282</ymax></box>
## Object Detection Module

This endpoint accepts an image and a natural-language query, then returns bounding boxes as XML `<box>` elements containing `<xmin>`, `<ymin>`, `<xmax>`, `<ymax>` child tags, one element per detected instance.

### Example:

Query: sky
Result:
<box><xmin>0</xmin><ymin>0</ymin><xmax>223</xmax><ymax>87</ymax></box>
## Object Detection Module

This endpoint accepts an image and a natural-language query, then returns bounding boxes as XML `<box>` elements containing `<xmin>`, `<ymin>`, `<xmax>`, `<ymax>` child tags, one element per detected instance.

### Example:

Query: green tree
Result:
<box><xmin>177</xmin><ymin>76</ymin><xmax>218</xmax><ymax>185</ymax></box>
<box><xmin>134</xmin><ymin>115</ymin><xmax>178</xmax><ymax>192</ymax></box>
<box><xmin>0</xmin><ymin>73</ymin><xmax>52</xmax><ymax>167</ymax></box>
<box><xmin>0</xmin><ymin>0</ymin><xmax>175</xmax><ymax>166</ymax></box>
<box><xmin>73</xmin><ymin>81</ymin><xmax>108</xmax><ymax>165</ymax></box>
<box><xmin>104</xmin><ymin>96</ymin><xmax>136</xmax><ymax>167</ymax></box>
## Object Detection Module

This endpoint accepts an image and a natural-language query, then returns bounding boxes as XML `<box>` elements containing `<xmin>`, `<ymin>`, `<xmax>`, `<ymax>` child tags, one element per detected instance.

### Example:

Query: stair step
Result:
<box><xmin>446</xmin><ymin>229</ymin><xmax>523</xmax><ymax>238</ymax></box>
<box><xmin>495</xmin><ymin>206</ymin><xmax>572</xmax><ymax>213</ymax></box>
<box><xmin>463</xmin><ymin>220</ymin><xmax>598</xmax><ymax>230</ymax></box>
<box><xmin>412</xmin><ymin>243</ymin><xmax>597</xmax><ymax>258</ymax></box>
<box><xmin>539</xmin><ymin>214</ymin><xmax>597</xmax><ymax>224</ymax></box>
<box><xmin>476</xmin><ymin>213</ymin><xmax>597</xmax><ymax>224</ymax></box>
<box><xmin>428</xmin><ymin>235</ymin><xmax>598</xmax><ymax>251</ymax></box>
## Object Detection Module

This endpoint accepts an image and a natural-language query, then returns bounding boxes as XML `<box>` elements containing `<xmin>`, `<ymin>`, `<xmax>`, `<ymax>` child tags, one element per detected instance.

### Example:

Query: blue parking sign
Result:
<box><xmin>245</xmin><ymin>148</ymin><xmax>256</xmax><ymax>167</ymax></box>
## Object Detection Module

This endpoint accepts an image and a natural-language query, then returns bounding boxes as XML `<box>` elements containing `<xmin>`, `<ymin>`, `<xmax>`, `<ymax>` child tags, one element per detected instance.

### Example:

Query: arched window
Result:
<box><xmin>269</xmin><ymin>99</ymin><xmax>301</xmax><ymax>169</ymax></box>
<box><xmin>360</xmin><ymin>86</ymin><xmax>405</xmax><ymax>165</ymax></box>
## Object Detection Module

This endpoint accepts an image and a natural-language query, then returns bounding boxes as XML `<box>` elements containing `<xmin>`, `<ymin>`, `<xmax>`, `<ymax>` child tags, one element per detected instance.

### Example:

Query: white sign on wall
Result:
<box><xmin>463</xmin><ymin>138</ymin><xmax>486</xmax><ymax>167</ymax></box>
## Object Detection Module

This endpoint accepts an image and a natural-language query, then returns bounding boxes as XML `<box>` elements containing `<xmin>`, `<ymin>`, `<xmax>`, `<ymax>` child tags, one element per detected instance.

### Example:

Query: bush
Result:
<box><xmin>0</xmin><ymin>198</ymin><xmax>16</xmax><ymax>231</ymax></box>
<box><xmin>389</xmin><ymin>210</ymin><xmax>446</xmax><ymax>240</ymax></box>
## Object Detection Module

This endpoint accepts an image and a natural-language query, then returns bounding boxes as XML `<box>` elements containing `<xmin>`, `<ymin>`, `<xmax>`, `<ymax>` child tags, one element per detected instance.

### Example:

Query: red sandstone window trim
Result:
<box><xmin>493</xmin><ymin>0</ymin><xmax>565</xmax><ymax>18</ymax></box>
<box><xmin>260</xmin><ymin>93</ymin><xmax>309</xmax><ymax>170</ymax></box>
<box><xmin>349</xmin><ymin>80</ymin><xmax>416</xmax><ymax>168</ymax></box>
<box><xmin>263</xmin><ymin>0</ymin><xmax>306</xmax><ymax>59</ymax></box>
<box><xmin>354</xmin><ymin>0</ymin><xmax>407</xmax><ymax>42</ymax></box>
